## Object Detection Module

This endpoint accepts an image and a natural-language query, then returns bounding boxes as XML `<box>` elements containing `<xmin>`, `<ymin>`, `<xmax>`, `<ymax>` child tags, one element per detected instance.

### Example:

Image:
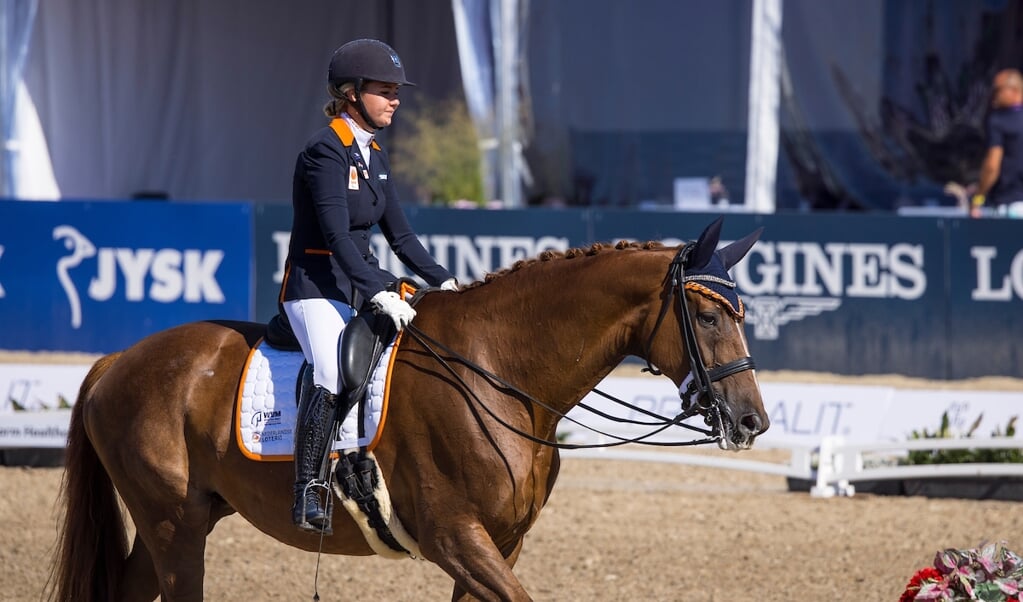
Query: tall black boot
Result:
<box><xmin>292</xmin><ymin>384</ymin><xmax>337</xmax><ymax>531</ymax></box>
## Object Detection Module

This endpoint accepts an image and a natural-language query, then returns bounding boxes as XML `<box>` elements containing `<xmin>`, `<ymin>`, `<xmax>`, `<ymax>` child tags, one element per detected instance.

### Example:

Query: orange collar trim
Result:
<box><xmin>329</xmin><ymin>118</ymin><xmax>382</xmax><ymax>151</ymax></box>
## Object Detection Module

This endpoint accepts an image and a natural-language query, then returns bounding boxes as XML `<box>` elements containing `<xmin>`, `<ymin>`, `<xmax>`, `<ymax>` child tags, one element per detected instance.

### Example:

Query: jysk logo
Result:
<box><xmin>54</xmin><ymin>225</ymin><xmax>226</xmax><ymax>329</ymax></box>
<box><xmin>734</xmin><ymin>241</ymin><xmax>927</xmax><ymax>340</ymax></box>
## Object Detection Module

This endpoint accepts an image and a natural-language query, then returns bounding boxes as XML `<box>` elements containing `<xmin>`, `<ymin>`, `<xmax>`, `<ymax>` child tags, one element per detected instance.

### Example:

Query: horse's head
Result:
<box><xmin>645</xmin><ymin>217</ymin><xmax>769</xmax><ymax>451</ymax></box>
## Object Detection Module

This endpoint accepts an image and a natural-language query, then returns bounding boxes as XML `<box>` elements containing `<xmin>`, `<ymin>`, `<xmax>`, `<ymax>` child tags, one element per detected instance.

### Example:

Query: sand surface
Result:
<box><xmin>3</xmin><ymin>353</ymin><xmax>1021</xmax><ymax>600</ymax></box>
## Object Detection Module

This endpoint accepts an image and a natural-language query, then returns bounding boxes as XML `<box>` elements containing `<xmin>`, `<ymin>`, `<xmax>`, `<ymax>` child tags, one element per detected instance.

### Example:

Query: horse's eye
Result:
<box><xmin>697</xmin><ymin>312</ymin><xmax>717</xmax><ymax>327</ymax></box>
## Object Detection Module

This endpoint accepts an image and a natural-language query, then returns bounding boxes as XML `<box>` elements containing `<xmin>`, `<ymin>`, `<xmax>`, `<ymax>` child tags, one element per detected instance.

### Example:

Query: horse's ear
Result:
<box><xmin>688</xmin><ymin>217</ymin><xmax>724</xmax><ymax>269</ymax></box>
<box><xmin>718</xmin><ymin>226</ymin><xmax>764</xmax><ymax>270</ymax></box>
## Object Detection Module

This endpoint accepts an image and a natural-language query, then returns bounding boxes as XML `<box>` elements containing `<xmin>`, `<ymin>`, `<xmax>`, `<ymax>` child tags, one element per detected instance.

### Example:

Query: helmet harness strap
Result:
<box><xmin>350</xmin><ymin>77</ymin><xmax>384</xmax><ymax>131</ymax></box>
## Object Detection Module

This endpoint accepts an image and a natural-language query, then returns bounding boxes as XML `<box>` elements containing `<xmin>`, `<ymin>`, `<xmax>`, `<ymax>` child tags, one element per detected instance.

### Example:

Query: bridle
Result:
<box><xmin>642</xmin><ymin>243</ymin><xmax>757</xmax><ymax>439</ymax></box>
<box><xmin>402</xmin><ymin>242</ymin><xmax>757</xmax><ymax>449</ymax></box>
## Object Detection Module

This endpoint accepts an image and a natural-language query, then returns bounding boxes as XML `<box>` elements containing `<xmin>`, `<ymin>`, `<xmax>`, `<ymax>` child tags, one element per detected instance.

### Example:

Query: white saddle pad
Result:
<box><xmin>236</xmin><ymin>338</ymin><xmax>397</xmax><ymax>461</ymax></box>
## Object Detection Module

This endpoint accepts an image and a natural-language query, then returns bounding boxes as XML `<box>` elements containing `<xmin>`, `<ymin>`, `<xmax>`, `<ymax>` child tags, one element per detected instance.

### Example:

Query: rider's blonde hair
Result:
<box><xmin>322</xmin><ymin>82</ymin><xmax>356</xmax><ymax>118</ymax></box>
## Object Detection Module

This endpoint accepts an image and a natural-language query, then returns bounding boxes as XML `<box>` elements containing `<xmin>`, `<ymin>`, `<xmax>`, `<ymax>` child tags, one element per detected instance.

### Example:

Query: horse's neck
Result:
<box><xmin>456</xmin><ymin>250</ymin><xmax>668</xmax><ymax>418</ymax></box>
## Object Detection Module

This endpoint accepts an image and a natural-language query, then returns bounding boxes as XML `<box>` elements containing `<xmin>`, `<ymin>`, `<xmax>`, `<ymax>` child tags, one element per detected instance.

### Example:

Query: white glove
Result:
<box><xmin>370</xmin><ymin>291</ymin><xmax>417</xmax><ymax>330</ymax></box>
<box><xmin>440</xmin><ymin>278</ymin><xmax>459</xmax><ymax>291</ymax></box>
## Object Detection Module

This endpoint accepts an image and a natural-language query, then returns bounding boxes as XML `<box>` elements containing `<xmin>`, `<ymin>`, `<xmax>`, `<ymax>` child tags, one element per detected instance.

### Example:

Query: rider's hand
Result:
<box><xmin>439</xmin><ymin>278</ymin><xmax>459</xmax><ymax>291</ymax></box>
<box><xmin>370</xmin><ymin>291</ymin><xmax>416</xmax><ymax>330</ymax></box>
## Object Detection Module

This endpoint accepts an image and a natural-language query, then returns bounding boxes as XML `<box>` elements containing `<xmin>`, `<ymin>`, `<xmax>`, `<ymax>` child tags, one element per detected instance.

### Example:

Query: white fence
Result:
<box><xmin>563</xmin><ymin>436</ymin><xmax>1023</xmax><ymax>498</ymax></box>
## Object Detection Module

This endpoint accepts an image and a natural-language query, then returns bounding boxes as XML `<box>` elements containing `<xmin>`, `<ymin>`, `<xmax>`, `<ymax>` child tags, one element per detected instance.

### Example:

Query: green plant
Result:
<box><xmin>900</xmin><ymin>542</ymin><xmax>1022</xmax><ymax>601</ymax></box>
<box><xmin>392</xmin><ymin>96</ymin><xmax>484</xmax><ymax>205</ymax></box>
<box><xmin>904</xmin><ymin>412</ymin><xmax>1021</xmax><ymax>465</ymax></box>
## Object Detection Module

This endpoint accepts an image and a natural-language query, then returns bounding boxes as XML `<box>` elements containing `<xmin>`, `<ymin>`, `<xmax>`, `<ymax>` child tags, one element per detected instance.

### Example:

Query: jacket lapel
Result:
<box><xmin>330</xmin><ymin>118</ymin><xmax>383</xmax><ymax>203</ymax></box>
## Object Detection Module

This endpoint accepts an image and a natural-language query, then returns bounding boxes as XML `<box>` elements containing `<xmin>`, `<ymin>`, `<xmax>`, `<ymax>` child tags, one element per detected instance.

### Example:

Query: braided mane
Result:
<box><xmin>462</xmin><ymin>240</ymin><xmax>668</xmax><ymax>290</ymax></box>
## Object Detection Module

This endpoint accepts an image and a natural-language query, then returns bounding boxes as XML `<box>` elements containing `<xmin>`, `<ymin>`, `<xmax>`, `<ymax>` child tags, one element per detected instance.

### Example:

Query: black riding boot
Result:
<box><xmin>292</xmin><ymin>384</ymin><xmax>337</xmax><ymax>531</ymax></box>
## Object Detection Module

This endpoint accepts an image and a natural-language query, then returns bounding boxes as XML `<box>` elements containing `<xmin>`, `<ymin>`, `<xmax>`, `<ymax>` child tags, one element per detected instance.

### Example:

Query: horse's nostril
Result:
<box><xmin>740</xmin><ymin>413</ymin><xmax>764</xmax><ymax>435</ymax></box>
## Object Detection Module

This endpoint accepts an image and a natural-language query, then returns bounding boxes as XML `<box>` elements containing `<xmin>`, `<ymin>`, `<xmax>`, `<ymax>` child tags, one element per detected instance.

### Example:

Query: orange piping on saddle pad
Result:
<box><xmin>234</xmin><ymin>338</ymin><xmax>288</xmax><ymax>462</ymax></box>
<box><xmin>367</xmin><ymin>280</ymin><xmax>417</xmax><ymax>450</ymax></box>
<box><xmin>368</xmin><ymin>328</ymin><xmax>402</xmax><ymax>451</ymax></box>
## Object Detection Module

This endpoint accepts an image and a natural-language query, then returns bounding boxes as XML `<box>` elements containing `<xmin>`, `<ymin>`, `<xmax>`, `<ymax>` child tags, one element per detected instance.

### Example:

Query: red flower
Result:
<box><xmin>899</xmin><ymin>566</ymin><xmax>944</xmax><ymax>602</ymax></box>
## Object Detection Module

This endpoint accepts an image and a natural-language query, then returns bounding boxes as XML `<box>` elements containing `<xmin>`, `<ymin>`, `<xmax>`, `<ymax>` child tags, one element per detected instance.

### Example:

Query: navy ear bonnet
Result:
<box><xmin>683</xmin><ymin>217</ymin><xmax>763</xmax><ymax>317</ymax></box>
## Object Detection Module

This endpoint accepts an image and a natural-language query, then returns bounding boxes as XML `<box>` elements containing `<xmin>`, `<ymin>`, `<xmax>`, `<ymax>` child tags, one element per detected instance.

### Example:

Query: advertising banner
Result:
<box><xmin>0</xmin><ymin>200</ymin><xmax>253</xmax><ymax>353</ymax></box>
<box><xmin>0</xmin><ymin>362</ymin><xmax>91</xmax><ymax>449</ymax></box>
<box><xmin>945</xmin><ymin>218</ymin><xmax>1023</xmax><ymax>377</ymax></box>
<box><xmin>253</xmin><ymin>205</ymin><xmax>591</xmax><ymax>322</ymax></box>
<box><xmin>588</xmin><ymin>210</ymin><xmax>950</xmax><ymax>376</ymax></box>
<box><xmin>5</xmin><ymin>201</ymin><xmax>1004</xmax><ymax>378</ymax></box>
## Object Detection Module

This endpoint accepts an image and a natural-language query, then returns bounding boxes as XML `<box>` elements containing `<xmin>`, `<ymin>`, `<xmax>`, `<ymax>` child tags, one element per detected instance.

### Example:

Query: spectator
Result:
<box><xmin>973</xmin><ymin>68</ymin><xmax>1023</xmax><ymax>218</ymax></box>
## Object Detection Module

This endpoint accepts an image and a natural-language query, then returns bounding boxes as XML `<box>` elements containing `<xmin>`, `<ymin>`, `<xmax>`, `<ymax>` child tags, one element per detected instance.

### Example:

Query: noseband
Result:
<box><xmin>643</xmin><ymin>244</ymin><xmax>757</xmax><ymax>429</ymax></box>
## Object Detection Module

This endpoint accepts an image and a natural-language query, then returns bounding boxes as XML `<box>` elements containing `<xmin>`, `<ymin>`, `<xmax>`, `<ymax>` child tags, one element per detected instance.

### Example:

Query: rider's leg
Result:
<box><xmin>292</xmin><ymin>384</ymin><xmax>337</xmax><ymax>528</ymax></box>
<box><xmin>283</xmin><ymin>298</ymin><xmax>351</xmax><ymax>530</ymax></box>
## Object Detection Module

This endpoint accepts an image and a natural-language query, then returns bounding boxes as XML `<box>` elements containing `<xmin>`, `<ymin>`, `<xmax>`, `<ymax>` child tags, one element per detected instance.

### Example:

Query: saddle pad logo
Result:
<box><xmin>236</xmin><ymin>338</ymin><xmax>397</xmax><ymax>461</ymax></box>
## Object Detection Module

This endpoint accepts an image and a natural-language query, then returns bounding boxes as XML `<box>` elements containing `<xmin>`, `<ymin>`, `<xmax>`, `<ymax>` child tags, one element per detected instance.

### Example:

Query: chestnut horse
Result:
<box><xmin>51</xmin><ymin>218</ymin><xmax>768</xmax><ymax>601</ymax></box>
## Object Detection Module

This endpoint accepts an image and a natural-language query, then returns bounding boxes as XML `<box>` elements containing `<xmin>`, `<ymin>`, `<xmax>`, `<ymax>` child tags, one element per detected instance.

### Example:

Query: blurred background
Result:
<box><xmin>1</xmin><ymin>0</ymin><xmax>1021</xmax><ymax>471</ymax></box>
<box><xmin>1</xmin><ymin>0</ymin><xmax>1021</xmax><ymax>379</ymax></box>
<box><xmin>3</xmin><ymin>0</ymin><xmax>1020</xmax><ymax>211</ymax></box>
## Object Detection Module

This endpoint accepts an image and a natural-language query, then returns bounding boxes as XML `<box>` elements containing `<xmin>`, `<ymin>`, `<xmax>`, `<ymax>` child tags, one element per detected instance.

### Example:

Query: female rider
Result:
<box><xmin>278</xmin><ymin>39</ymin><xmax>456</xmax><ymax>532</ymax></box>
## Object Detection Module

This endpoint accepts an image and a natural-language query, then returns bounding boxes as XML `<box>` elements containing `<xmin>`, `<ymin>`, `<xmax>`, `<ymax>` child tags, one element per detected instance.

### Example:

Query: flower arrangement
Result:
<box><xmin>900</xmin><ymin>542</ymin><xmax>1022</xmax><ymax>601</ymax></box>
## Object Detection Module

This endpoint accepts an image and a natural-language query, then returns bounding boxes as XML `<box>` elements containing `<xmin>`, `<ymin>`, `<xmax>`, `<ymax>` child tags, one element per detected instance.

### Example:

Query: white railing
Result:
<box><xmin>807</xmin><ymin>436</ymin><xmax>1023</xmax><ymax>498</ymax></box>
<box><xmin>561</xmin><ymin>436</ymin><xmax>1023</xmax><ymax>499</ymax></box>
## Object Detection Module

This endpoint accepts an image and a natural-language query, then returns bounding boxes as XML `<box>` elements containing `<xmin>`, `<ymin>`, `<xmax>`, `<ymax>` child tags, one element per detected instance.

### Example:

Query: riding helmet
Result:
<box><xmin>327</xmin><ymin>39</ymin><xmax>416</xmax><ymax>88</ymax></box>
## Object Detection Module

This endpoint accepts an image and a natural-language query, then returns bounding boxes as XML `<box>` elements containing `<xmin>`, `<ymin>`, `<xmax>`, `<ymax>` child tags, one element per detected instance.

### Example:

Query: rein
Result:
<box><xmin>403</xmin><ymin>324</ymin><xmax>716</xmax><ymax>450</ymax></box>
<box><xmin>400</xmin><ymin>242</ymin><xmax>757</xmax><ymax>450</ymax></box>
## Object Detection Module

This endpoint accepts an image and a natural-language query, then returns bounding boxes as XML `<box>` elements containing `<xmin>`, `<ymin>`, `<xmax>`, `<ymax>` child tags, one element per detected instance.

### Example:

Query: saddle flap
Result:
<box><xmin>340</xmin><ymin>312</ymin><xmax>396</xmax><ymax>389</ymax></box>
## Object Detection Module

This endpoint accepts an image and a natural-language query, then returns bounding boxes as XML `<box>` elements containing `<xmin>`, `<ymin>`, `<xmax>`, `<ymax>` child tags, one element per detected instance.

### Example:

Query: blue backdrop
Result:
<box><xmin>2</xmin><ymin>199</ymin><xmax>1020</xmax><ymax>379</ymax></box>
<box><xmin>0</xmin><ymin>200</ymin><xmax>252</xmax><ymax>352</ymax></box>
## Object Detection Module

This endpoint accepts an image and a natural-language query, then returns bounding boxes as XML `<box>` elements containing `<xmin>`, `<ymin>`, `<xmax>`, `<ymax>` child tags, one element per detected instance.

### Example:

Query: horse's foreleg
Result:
<box><xmin>450</xmin><ymin>537</ymin><xmax>525</xmax><ymax>602</ymax></box>
<box><xmin>427</xmin><ymin>523</ymin><xmax>530</xmax><ymax>602</ymax></box>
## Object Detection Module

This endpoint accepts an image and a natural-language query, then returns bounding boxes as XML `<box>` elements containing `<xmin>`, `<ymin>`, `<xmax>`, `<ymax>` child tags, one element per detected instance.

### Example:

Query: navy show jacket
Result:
<box><xmin>279</xmin><ymin>118</ymin><xmax>453</xmax><ymax>308</ymax></box>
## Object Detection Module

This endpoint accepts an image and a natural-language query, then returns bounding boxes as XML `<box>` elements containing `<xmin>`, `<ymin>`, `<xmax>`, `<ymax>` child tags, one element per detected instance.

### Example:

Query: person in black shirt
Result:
<box><xmin>278</xmin><ymin>39</ymin><xmax>457</xmax><ymax>531</ymax></box>
<box><xmin>973</xmin><ymin>68</ymin><xmax>1023</xmax><ymax>218</ymax></box>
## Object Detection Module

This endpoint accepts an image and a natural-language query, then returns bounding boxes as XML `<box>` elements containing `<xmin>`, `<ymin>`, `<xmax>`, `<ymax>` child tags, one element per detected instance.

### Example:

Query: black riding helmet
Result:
<box><xmin>328</xmin><ymin>39</ymin><xmax>414</xmax><ymax>129</ymax></box>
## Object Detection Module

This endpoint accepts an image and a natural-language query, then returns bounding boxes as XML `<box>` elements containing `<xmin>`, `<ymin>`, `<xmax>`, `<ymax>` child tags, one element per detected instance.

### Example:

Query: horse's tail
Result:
<box><xmin>48</xmin><ymin>352</ymin><xmax>129</xmax><ymax>602</ymax></box>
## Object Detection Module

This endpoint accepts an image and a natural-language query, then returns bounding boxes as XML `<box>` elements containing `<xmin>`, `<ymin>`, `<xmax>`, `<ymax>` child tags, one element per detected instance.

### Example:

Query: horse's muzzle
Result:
<box><xmin>717</xmin><ymin>404</ymin><xmax>769</xmax><ymax>451</ymax></box>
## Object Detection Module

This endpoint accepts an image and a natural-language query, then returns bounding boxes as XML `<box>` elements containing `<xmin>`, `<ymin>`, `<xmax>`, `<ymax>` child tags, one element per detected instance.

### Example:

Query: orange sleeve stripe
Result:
<box><xmin>277</xmin><ymin>264</ymin><xmax>290</xmax><ymax>304</ymax></box>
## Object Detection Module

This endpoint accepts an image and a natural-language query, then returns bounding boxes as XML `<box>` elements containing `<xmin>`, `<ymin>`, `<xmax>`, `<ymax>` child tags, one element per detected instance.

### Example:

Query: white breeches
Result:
<box><xmin>283</xmin><ymin>298</ymin><xmax>354</xmax><ymax>395</ymax></box>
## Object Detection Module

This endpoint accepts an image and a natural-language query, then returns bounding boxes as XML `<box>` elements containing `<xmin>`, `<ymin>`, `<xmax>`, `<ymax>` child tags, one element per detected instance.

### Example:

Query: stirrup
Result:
<box><xmin>294</xmin><ymin>480</ymin><xmax>334</xmax><ymax>535</ymax></box>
